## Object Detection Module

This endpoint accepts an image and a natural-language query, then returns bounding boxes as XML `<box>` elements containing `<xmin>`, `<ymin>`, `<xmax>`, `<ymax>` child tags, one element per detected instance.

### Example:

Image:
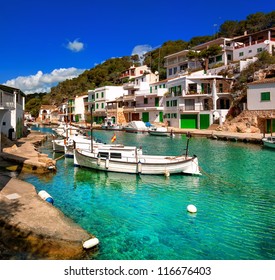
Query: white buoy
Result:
<box><xmin>38</xmin><ymin>190</ymin><xmax>54</xmax><ymax>204</ymax></box>
<box><xmin>187</xmin><ymin>204</ymin><xmax>197</xmax><ymax>213</ymax></box>
<box><xmin>83</xmin><ymin>237</ymin><xmax>99</xmax><ymax>249</ymax></box>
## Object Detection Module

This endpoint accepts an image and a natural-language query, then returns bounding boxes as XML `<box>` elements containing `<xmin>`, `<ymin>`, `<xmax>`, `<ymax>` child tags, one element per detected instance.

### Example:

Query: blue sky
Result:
<box><xmin>1</xmin><ymin>0</ymin><xmax>274</xmax><ymax>94</ymax></box>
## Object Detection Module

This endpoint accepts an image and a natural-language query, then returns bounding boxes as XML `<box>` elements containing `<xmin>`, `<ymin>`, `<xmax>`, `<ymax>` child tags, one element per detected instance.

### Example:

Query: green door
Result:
<box><xmin>200</xmin><ymin>114</ymin><xmax>210</xmax><ymax>129</ymax></box>
<box><xmin>159</xmin><ymin>111</ymin><xmax>163</xmax><ymax>122</ymax></box>
<box><xmin>142</xmin><ymin>112</ymin><xmax>149</xmax><ymax>122</ymax></box>
<box><xmin>155</xmin><ymin>97</ymin><xmax>159</xmax><ymax>107</ymax></box>
<box><xmin>266</xmin><ymin>119</ymin><xmax>275</xmax><ymax>133</ymax></box>
<box><xmin>180</xmin><ymin>114</ymin><xmax>197</xmax><ymax>129</ymax></box>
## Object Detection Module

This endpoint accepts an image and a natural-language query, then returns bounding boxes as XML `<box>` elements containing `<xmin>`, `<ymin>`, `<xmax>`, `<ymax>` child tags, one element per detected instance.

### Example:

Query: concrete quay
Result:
<box><xmin>169</xmin><ymin>128</ymin><xmax>265</xmax><ymax>144</ymax></box>
<box><xmin>0</xmin><ymin>131</ymin><xmax>56</xmax><ymax>173</ymax></box>
<box><xmin>0</xmin><ymin>131</ymin><xmax>97</xmax><ymax>259</ymax></box>
<box><xmin>0</xmin><ymin>174</ymin><xmax>96</xmax><ymax>259</ymax></box>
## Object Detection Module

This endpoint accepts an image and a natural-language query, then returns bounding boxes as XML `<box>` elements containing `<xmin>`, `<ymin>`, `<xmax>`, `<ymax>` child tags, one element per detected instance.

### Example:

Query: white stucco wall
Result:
<box><xmin>247</xmin><ymin>82</ymin><xmax>275</xmax><ymax>110</ymax></box>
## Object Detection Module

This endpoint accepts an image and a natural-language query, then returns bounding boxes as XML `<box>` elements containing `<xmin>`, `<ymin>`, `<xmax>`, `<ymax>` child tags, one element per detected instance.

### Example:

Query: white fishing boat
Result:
<box><xmin>73</xmin><ymin>136</ymin><xmax>201</xmax><ymax>176</ymax></box>
<box><xmin>148</xmin><ymin>126</ymin><xmax>171</xmax><ymax>137</ymax></box>
<box><xmin>262</xmin><ymin>136</ymin><xmax>275</xmax><ymax>149</ymax></box>
<box><xmin>52</xmin><ymin>134</ymin><xmax>93</xmax><ymax>157</ymax></box>
<box><xmin>123</xmin><ymin>121</ymin><xmax>148</xmax><ymax>133</ymax></box>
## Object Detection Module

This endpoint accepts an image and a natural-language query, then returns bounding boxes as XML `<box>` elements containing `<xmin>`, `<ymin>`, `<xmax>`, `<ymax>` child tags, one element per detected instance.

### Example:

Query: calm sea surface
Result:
<box><xmin>18</xmin><ymin>126</ymin><xmax>274</xmax><ymax>260</ymax></box>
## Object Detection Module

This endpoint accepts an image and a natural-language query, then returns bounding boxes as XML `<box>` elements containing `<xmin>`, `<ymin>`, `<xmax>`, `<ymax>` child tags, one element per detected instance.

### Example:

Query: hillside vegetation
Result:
<box><xmin>25</xmin><ymin>11</ymin><xmax>275</xmax><ymax>117</ymax></box>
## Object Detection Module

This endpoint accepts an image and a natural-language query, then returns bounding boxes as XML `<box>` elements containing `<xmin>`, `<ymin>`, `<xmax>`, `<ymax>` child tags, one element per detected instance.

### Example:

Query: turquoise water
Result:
<box><xmin>19</xmin><ymin>127</ymin><xmax>275</xmax><ymax>260</ymax></box>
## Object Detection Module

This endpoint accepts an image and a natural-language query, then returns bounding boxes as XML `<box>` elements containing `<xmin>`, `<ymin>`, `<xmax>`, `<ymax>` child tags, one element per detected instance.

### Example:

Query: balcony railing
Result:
<box><xmin>0</xmin><ymin>92</ymin><xmax>15</xmax><ymax>109</ymax></box>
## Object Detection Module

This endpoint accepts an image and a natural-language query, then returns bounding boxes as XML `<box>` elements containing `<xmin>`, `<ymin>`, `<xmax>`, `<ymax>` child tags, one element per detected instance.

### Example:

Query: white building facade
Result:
<box><xmin>164</xmin><ymin>73</ymin><xmax>233</xmax><ymax>129</ymax></box>
<box><xmin>0</xmin><ymin>85</ymin><xmax>25</xmax><ymax>144</ymax></box>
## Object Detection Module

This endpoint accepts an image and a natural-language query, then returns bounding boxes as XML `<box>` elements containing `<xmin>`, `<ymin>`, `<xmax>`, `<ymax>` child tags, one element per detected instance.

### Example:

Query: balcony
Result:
<box><xmin>123</xmin><ymin>82</ymin><xmax>140</xmax><ymax>90</ymax></box>
<box><xmin>0</xmin><ymin>92</ymin><xmax>15</xmax><ymax>110</ymax></box>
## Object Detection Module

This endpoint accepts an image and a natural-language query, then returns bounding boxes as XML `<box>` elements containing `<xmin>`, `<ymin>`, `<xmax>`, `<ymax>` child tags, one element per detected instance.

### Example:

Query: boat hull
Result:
<box><xmin>262</xmin><ymin>137</ymin><xmax>275</xmax><ymax>149</ymax></box>
<box><xmin>74</xmin><ymin>149</ymin><xmax>201</xmax><ymax>175</ymax></box>
<box><xmin>148</xmin><ymin>131</ymin><xmax>170</xmax><ymax>137</ymax></box>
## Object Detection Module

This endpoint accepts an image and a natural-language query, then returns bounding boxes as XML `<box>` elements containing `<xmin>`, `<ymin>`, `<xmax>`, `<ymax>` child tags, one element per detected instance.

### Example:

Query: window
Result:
<box><xmin>201</xmin><ymin>83</ymin><xmax>211</xmax><ymax>94</ymax></box>
<box><xmin>219</xmin><ymin>83</ymin><xmax>223</xmax><ymax>93</ymax></box>
<box><xmin>168</xmin><ymin>68</ymin><xmax>173</xmax><ymax>76</ymax></box>
<box><xmin>101</xmin><ymin>103</ymin><xmax>104</xmax><ymax>109</ymax></box>
<box><xmin>110</xmin><ymin>153</ymin><xmax>122</xmax><ymax>159</ymax></box>
<box><xmin>209</xmin><ymin>57</ymin><xmax>215</xmax><ymax>64</ymax></box>
<box><xmin>239</xmin><ymin>52</ymin><xmax>244</xmax><ymax>57</ymax></box>
<box><xmin>173</xmin><ymin>67</ymin><xmax>177</xmax><ymax>74</ymax></box>
<box><xmin>227</xmin><ymin>54</ymin><xmax>232</xmax><ymax>60</ymax></box>
<box><xmin>144</xmin><ymin>98</ymin><xmax>148</xmax><ymax>104</ymax></box>
<box><xmin>188</xmin><ymin>83</ymin><xmax>197</xmax><ymax>94</ymax></box>
<box><xmin>166</xmin><ymin>101</ymin><xmax>170</xmax><ymax>107</ymax></box>
<box><xmin>216</xmin><ymin>55</ymin><xmax>222</xmax><ymax>62</ymax></box>
<box><xmin>185</xmin><ymin>99</ymin><xmax>195</xmax><ymax>110</ymax></box>
<box><xmin>101</xmin><ymin>92</ymin><xmax>104</xmax><ymax>98</ymax></box>
<box><xmin>96</xmin><ymin>93</ymin><xmax>99</xmax><ymax>99</ymax></box>
<box><xmin>257</xmin><ymin>48</ymin><xmax>263</xmax><ymax>53</ymax></box>
<box><xmin>261</xmin><ymin>92</ymin><xmax>270</xmax><ymax>101</ymax></box>
<box><xmin>98</xmin><ymin>152</ymin><xmax>108</xmax><ymax>158</ymax></box>
<box><xmin>172</xmin><ymin>100</ymin><xmax>177</xmax><ymax>106</ymax></box>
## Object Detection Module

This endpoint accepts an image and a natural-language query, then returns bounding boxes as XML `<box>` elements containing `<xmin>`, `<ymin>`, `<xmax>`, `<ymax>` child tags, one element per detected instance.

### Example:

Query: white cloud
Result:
<box><xmin>131</xmin><ymin>44</ymin><xmax>152</xmax><ymax>64</ymax></box>
<box><xmin>4</xmin><ymin>67</ymin><xmax>85</xmax><ymax>94</ymax></box>
<box><xmin>66</xmin><ymin>39</ymin><xmax>84</xmax><ymax>52</ymax></box>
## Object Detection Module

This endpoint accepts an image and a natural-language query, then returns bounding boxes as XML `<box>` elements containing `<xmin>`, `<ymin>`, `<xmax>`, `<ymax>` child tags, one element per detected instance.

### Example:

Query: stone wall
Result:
<box><xmin>220</xmin><ymin>110</ymin><xmax>275</xmax><ymax>133</ymax></box>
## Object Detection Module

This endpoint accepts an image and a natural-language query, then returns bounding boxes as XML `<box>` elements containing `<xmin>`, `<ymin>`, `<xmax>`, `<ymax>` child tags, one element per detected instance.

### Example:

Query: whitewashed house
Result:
<box><xmin>247</xmin><ymin>77</ymin><xmax>275</xmax><ymax>133</ymax></box>
<box><xmin>164</xmin><ymin>73</ymin><xmax>233</xmax><ymax>129</ymax></box>
<box><xmin>38</xmin><ymin>105</ymin><xmax>58</xmax><ymax>123</ymax></box>
<box><xmin>115</xmin><ymin>65</ymin><xmax>161</xmax><ymax>124</ymax></box>
<box><xmin>164</xmin><ymin>28</ymin><xmax>275</xmax><ymax>79</ymax></box>
<box><xmin>0</xmin><ymin>85</ymin><xmax>25</xmax><ymax>150</ymax></box>
<box><xmin>231</xmin><ymin>28</ymin><xmax>275</xmax><ymax>63</ymax></box>
<box><xmin>88</xmin><ymin>86</ymin><xmax>126</xmax><ymax>124</ymax></box>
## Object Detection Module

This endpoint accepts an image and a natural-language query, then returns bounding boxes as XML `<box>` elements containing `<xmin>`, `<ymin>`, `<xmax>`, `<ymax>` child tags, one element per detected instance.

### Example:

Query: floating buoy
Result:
<box><xmin>38</xmin><ymin>190</ymin><xmax>54</xmax><ymax>204</ymax></box>
<box><xmin>83</xmin><ymin>237</ymin><xmax>99</xmax><ymax>249</ymax></box>
<box><xmin>187</xmin><ymin>204</ymin><xmax>197</xmax><ymax>213</ymax></box>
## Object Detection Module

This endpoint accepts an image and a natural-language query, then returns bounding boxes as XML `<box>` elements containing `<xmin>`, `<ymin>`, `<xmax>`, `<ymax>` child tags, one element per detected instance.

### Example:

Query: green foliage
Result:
<box><xmin>25</xmin><ymin>94</ymin><xmax>45</xmax><ymax>118</ymax></box>
<box><xmin>189</xmin><ymin>36</ymin><xmax>214</xmax><ymax>47</ymax></box>
<box><xmin>219</xmin><ymin>11</ymin><xmax>275</xmax><ymax>37</ymax></box>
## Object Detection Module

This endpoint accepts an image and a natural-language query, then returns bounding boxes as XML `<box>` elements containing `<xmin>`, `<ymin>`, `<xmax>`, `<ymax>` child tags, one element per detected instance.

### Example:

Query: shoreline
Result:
<box><xmin>0</xmin><ymin>132</ymin><xmax>98</xmax><ymax>260</ymax></box>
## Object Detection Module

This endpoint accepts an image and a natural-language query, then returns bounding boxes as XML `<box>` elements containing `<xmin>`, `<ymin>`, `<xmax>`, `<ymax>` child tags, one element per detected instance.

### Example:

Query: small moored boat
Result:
<box><xmin>262</xmin><ymin>136</ymin><xmax>275</xmax><ymax>149</ymax></box>
<box><xmin>123</xmin><ymin>121</ymin><xmax>148</xmax><ymax>133</ymax></box>
<box><xmin>148</xmin><ymin>126</ymin><xmax>170</xmax><ymax>137</ymax></box>
<box><xmin>101</xmin><ymin>117</ymin><xmax>121</xmax><ymax>130</ymax></box>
